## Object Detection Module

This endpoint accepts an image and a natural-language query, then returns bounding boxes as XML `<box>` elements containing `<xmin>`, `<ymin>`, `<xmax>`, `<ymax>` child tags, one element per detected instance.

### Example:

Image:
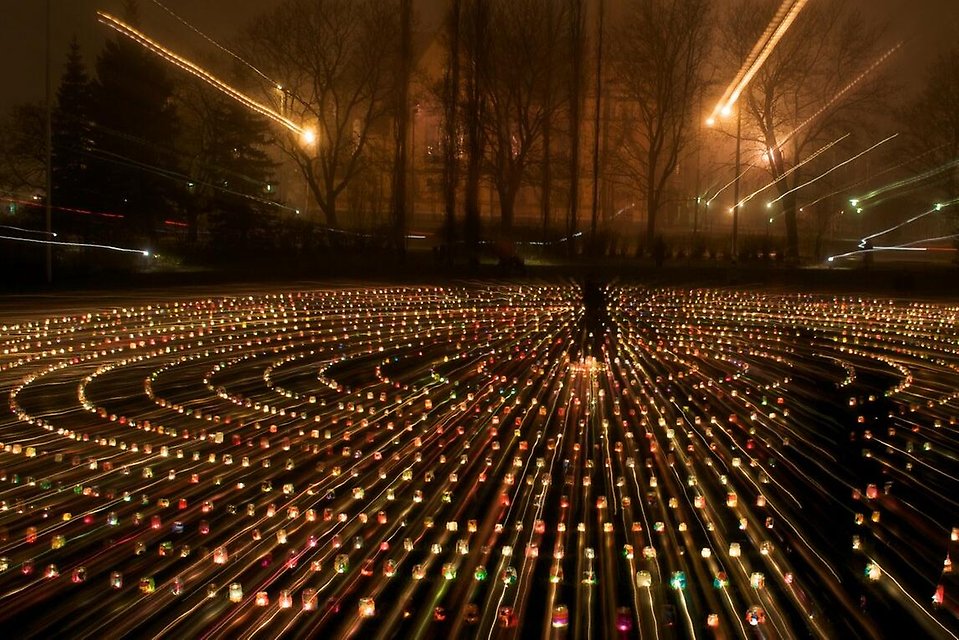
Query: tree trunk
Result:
<box><xmin>567</xmin><ymin>0</ymin><xmax>585</xmax><ymax>256</ymax></box>
<box><xmin>646</xmin><ymin>182</ymin><xmax>657</xmax><ymax>250</ymax></box>
<box><xmin>499</xmin><ymin>183</ymin><xmax>515</xmax><ymax>235</ymax></box>
<box><xmin>464</xmin><ymin>0</ymin><xmax>487</xmax><ymax>254</ymax></box>
<box><xmin>783</xmin><ymin>191</ymin><xmax>799</xmax><ymax>259</ymax></box>
<box><xmin>542</xmin><ymin>111</ymin><xmax>552</xmax><ymax>235</ymax></box>
<box><xmin>442</xmin><ymin>0</ymin><xmax>462</xmax><ymax>256</ymax></box>
<box><xmin>390</xmin><ymin>0</ymin><xmax>412</xmax><ymax>258</ymax></box>
<box><xmin>589</xmin><ymin>0</ymin><xmax>605</xmax><ymax>254</ymax></box>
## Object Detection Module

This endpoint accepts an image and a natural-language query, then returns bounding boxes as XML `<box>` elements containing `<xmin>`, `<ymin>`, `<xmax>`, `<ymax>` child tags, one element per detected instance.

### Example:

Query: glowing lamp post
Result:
<box><xmin>708</xmin><ymin>100</ymin><xmax>743</xmax><ymax>261</ymax></box>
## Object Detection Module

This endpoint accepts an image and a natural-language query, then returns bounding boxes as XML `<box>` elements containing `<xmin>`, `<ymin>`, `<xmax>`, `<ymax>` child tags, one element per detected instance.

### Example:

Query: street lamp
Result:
<box><xmin>707</xmin><ymin>100</ymin><xmax>742</xmax><ymax>261</ymax></box>
<box><xmin>732</xmin><ymin>101</ymin><xmax>741</xmax><ymax>261</ymax></box>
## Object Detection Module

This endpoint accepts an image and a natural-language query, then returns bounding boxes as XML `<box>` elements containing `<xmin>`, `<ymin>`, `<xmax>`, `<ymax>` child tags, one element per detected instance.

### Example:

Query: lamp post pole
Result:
<box><xmin>45</xmin><ymin>0</ymin><xmax>53</xmax><ymax>283</ymax></box>
<box><xmin>731</xmin><ymin>102</ymin><xmax>741</xmax><ymax>262</ymax></box>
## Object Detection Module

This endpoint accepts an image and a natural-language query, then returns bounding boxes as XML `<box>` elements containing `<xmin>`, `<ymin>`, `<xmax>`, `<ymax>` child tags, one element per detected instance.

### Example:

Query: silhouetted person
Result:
<box><xmin>580</xmin><ymin>276</ymin><xmax>608</xmax><ymax>359</ymax></box>
<box><xmin>653</xmin><ymin>235</ymin><xmax>667</xmax><ymax>268</ymax></box>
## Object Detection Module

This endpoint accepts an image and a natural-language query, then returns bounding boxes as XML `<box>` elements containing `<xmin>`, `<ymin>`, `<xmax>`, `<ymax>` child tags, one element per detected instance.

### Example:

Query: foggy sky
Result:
<box><xmin>0</xmin><ymin>0</ymin><xmax>955</xmax><ymax>112</ymax></box>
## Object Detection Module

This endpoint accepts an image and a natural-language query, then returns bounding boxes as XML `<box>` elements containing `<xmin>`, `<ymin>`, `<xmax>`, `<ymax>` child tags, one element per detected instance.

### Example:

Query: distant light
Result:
<box><xmin>705</xmin><ymin>117</ymin><xmax>716</xmax><ymax>127</ymax></box>
<box><xmin>935</xmin><ymin>203</ymin><xmax>943</xmax><ymax>211</ymax></box>
<box><xmin>768</xmin><ymin>218</ymin><xmax>774</xmax><ymax>224</ymax></box>
<box><xmin>856</xmin><ymin>208</ymin><xmax>863</xmax><ymax>214</ymax></box>
<box><xmin>766</xmin><ymin>202</ymin><xmax>772</xmax><ymax>209</ymax></box>
<box><xmin>301</xmin><ymin>128</ymin><xmax>317</xmax><ymax>146</ymax></box>
<box><xmin>142</xmin><ymin>250</ymin><xmax>150</xmax><ymax>257</ymax></box>
<box><xmin>720</xmin><ymin>105</ymin><xmax>732</xmax><ymax>117</ymax></box>
<box><xmin>850</xmin><ymin>199</ymin><xmax>858</xmax><ymax>207</ymax></box>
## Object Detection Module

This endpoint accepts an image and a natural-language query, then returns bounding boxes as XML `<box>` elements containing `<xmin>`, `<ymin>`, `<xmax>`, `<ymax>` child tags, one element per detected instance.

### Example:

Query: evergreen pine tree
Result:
<box><xmin>52</xmin><ymin>37</ymin><xmax>94</xmax><ymax>238</ymax></box>
<box><xmin>88</xmin><ymin>0</ymin><xmax>180</xmax><ymax>246</ymax></box>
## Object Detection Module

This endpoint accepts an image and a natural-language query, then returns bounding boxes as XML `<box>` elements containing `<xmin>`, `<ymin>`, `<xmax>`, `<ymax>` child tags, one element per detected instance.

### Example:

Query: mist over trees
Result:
<box><xmin>0</xmin><ymin>0</ymin><xmax>942</xmax><ymax>271</ymax></box>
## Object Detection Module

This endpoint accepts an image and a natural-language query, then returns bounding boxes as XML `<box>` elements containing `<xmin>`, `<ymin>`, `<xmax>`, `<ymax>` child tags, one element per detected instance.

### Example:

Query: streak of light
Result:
<box><xmin>766</xmin><ymin>134</ymin><xmax>898</xmax><ymax>208</ymax></box>
<box><xmin>0</xmin><ymin>233</ymin><xmax>149</xmax><ymax>255</ymax></box>
<box><xmin>0</xmin><ymin>225</ymin><xmax>56</xmax><ymax>237</ymax></box>
<box><xmin>706</xmin><ymin>163</ymin><xmax>758</xmax><ymax>208</ymax></box>
<box><xmin>149</xmin><ymin>0</ymin><xmax>280</xmax><ymax>90</ymax></box>
<box><xmin>96</xmin><ymin>12</ymin><xmax>304</xmax><ymax>136</ymax></box>
<box><xmin>780</xmin><ymin>43</ymin><xmax>902</xmax><ymax>147</ymax></box>
<box><xmin>826</xmin><ymin>239</ymin><xmax>958</xmax><ymax>263</ymax></box>
<box><xmin>708</xmin><ymin>0</ymin><xmax>810</xmax><ymax>122</ymax></box>
<box><xmin>736</xmin><ymin>133</ymin><xmax>850</xmax><ymax>209</ymax></box>
<box><xmin>852</xmin><ymin>157</ymin><xmax>959</xmax><ymax>206</ymax></box>
<box><xmin>3</xmin><ymin>196</ymin><xmax>125</xmax><ymax>219</ymax></box>
<box><xmin>861</xmin><ymin>198</ymin><xmax>959</xmax><ymax>243</ymax></box>
<box><xmin>867</xmin><ymin>558</ymin><xmax>959</xmax><ymax>640</ymax></box>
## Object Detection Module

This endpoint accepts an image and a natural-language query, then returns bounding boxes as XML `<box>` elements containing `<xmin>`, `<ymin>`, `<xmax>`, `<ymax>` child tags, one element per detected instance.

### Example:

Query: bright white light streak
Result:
<box><xmin>854</xmin><ymin>156</ymin><xmax>959</xmax><ymax>205</ymax></box>
<box><xmin>826</xmin><ymin>235</ymin><xmax>959</xmax><ymax>262</ymax></box>
<box><xmin>97</xmin><ymin>12</ymin><xmax>304</xmax><ymax>136</ymax></box>
<box><xmin>737</xmin><ymin>133</ymin><xmax>850</xmax><ymax>208</ymax></box>
<box><xmin>0</xmin><ymin>234</ymin><xmax>149</xmax><ymax>256</ymax></box>
<box><xmin>767</xmin><ymin>134</ymin><xmax>897</xmax><ymax>207</ymax></box>
<box><xmin>781</xmin><ymin>43</ymin><xmax>902</xmax><ymax>147</ymax></box>
<box><xmin>149</xmin><ymin>0</ymin><xmax>279</xmax><ymax>89</ymax></box>
<box><xmin>862</xmin><ymin>199</ymin><xmax>959</xmax><ymax>243</ymax></box>
<box><xmin>707</xmin><ymin>163</ymin><xmax>758</xmax><ymax>207</ymax></box>
<box><xmin>709</xmin><ymin>0</ymin><xmax>809</xmax><ymax>121</ymax></box>
<box><xmin>0</xmin><ymin>225</ymin><xmax>56</xmax><ymax>237</ymax></box>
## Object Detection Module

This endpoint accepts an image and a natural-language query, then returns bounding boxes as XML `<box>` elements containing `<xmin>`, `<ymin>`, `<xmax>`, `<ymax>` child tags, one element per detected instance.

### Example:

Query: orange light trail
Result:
<box><xmin>780</xmin><ymin>43</ymin><xmax>902</xmax><ymax>147</ymax></box>
<box><xmin>96</xmin><ymin>12</ymin><xmax>303</xmax><ymax>136</ymax></box>
<box><xmin>708</xmin><ymin>0</ymin><xmax>810</xmax><ymax>123</ymax></box>
<box><xmin>735</xmin><ymin>133</ymin><xmax>851</xmax><ymax>209</ymax></box>
<box><xmin>766</xmin><ymin>134</ymin><xmax>898</xmax><ymax>208</ymax></box>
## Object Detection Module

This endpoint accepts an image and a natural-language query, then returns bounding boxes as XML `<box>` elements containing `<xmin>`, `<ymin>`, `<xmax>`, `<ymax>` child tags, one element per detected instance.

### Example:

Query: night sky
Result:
<box><xmin>0</xmin><ymin>0</ymin><xmax>956</xmax><ymax>111</ymax></box>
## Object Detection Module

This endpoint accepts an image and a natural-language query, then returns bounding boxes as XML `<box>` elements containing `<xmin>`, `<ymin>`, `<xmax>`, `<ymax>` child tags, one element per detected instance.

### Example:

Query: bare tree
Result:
<box><xmin>480</xmin><ymin>0</ymin><xmax>570</xmax><ymax>235</ymax></box>
<box><xmin>461</xmin><ymin>0</ymin><xmax>488</xmax><ymax>251</ymax></box>
<box><xmin>566</xmin><ymin>0</ymin><xmax>586</xmax><ymax>251</ymax></box>
<box><xmin>243</xmin><ymin>0</ymin><xmax>397</xmax><ymax>228</ymax></box>
<box><xmin>440</xmin><ymin>0</ymin><xmax>462</xmax><ymax>253</ymax></box>
<box><xmin>902</xmin><ymin>48</ymin><xmax>959</xmax><ymax>204</ymax></box>
<box><xmin>611</xmin><ymin>0</ymin><xmax>711</xmax><ymax>248</ymax></box>
<box><xmin>0</xmin><ymin>103</ymin><xmax>46</xmax><ymax>196</ymax></box>
<box><xmin>390</xmin><ymin>0</ymin><xmax>414</xmax><ymax>255</ymax></box>
<box><xmin>723</xmin><ymin>0</ymin><xmax>889</xmax><ymax>259</ymax></box>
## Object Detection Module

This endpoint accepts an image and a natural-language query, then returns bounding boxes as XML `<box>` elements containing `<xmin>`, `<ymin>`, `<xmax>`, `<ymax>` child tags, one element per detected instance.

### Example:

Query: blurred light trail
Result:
<box><xmin>861</xmin><ymin>198</ymin><xmax>959</xmax><ymax>243</ymax></box>
<box><xmin>780</xmin><ymin>43</ymin><xmax>902</xmax><ymax>147</ymax></box>
<box><xmin>3</xmin><ymin>196</ymin><xmax>125</xmax><ymax>220</ymax></box>
<box><xmin>737</xmin><ymin>134</ymin><xmax>850</xmax><ymax>209</ymax></box>
<box><xmin>853</xmin><ymin>157</ymin><xmax>959</xmax><ymax>206</ymax></box>
<box><xmin>827</xmin><ymin>232</ymin><xmax>959</xmax><ymax>262</ymax></box>
<box><xmin>97</xmin><ymin>12</ymin><xmax>304</xmax><ymax>136</ymax></box>
<box><xmin>0</xmin><ymin>225</ymin><xmax>56</xmax><ymax>238</ymax></box>
<box><xmin>707</xmin><ymin>164</ymin><xmax>758</xmax><ymax>208</ymax></box>
<box><xmin>798</xmin><ymin>149</ymin><xmax>946</xmax><ymax>212</ymax></box>
<box><xmin>766</xmin><ymin>134</ymin><xmax>898</xmax><ymax>208</ymax></box>
<box><xmin>0</xmin><ymin>234</ymin><xmax>149</xmax><ymax>255</ymax></box>
<box><xmin>708</xmin><ymin>0</ymin><xmax>809</xmax><ymax>123</ymax></box>
<box><xmin>0</xmin><ymin>286</ymin><xmax>956</xmax><ymax>638</ymax></box>
<box><xmin>148</xmin><ymin>0</ymin><xmax>280</xmax><ymax>91</ymax></box>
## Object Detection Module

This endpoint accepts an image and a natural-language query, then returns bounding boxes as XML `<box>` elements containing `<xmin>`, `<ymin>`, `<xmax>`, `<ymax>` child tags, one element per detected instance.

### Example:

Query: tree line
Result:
<box><xmin>1</xmin><ymin>0</ymin><xmax>955</xmax><ymax>268</ymax></box>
